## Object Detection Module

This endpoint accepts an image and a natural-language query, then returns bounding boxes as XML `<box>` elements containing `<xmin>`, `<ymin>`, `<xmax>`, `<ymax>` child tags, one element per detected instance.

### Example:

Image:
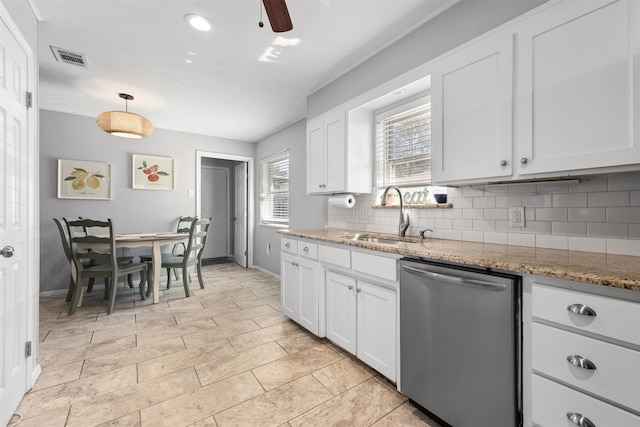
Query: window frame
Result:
<box><xmin>259</xmin><ymin>150</ymin><xmax>290</xmax><ymax>228</ymax></box>
<box><xmin>375</xmin><ymin>94</ymin><xmax>431</xmax><ymax>191</ymax></box>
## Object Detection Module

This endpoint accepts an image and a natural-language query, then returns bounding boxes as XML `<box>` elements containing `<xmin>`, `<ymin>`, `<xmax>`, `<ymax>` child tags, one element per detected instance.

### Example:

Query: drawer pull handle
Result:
<box><xmin>567</xmin><ymin>412</ymin><xmax>595</xmax><ymax>427</ymax></box>
<box><xmin>567</xmin><ymin>303</ymin><xmax>596</xmax><ymax>317</ymax></box>
<box><xmin>567</xmin><ymin>355</ymin><xmax>596</xmax><ymax>370</ymax></box>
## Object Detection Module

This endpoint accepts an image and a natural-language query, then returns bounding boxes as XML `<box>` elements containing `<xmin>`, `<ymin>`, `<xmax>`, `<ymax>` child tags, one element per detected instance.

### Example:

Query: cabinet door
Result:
<box><xmin>356</xmin><ymin>280</ymin><xmax>397</xmax><ymax>381</ymax></box>
<box><xmin>432</xmin><ymin>32</ymin><xmax>513</xmax><ymax>184</ymax></box>
<box><xmin>325</xmin><ymin>271</ymin><xmax>357</xmax><ymax>354</ymax></box>
<box><xmin>516</xmin><ymin>0</ymin><xmax>640</xmax><ymax>175</ymax></box>
<box><xmin>306</xmin><ymin>117</ymin><xmax>325</xmax><ymax>194</ymax></box>
<box><xmin>298</xmin><ymin>257</ymin><xmax>319</xmax><ymax>335</ymax></box>
<box><xmin>324</xmin><ymin>111</ymin><xmax>346</xmax><ymax>193</ymax></box>
<box><xmin>280</xmin><ymin>253</ymin><xmax>299</xmax><ymax>321</ymax></box>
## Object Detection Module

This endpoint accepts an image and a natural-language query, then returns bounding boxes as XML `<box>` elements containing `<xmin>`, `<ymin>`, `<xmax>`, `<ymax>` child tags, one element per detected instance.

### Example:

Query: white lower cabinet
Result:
<box><xmin>325</xmin><ymin>270</ymin><xmax>397</xmax><ymax>381</ymax></box>
<box><xmin>530</xmin><ymin>281</ymin><xmax>640</xmax><ymax>426</ymax></box>
<box><xmin>281</xmin><ymin>248</ymin><xmax>319</xmax><ymax>335</ymax></box>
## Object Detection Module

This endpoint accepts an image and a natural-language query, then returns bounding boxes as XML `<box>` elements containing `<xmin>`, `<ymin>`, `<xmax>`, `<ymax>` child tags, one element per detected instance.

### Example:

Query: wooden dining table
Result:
<box><xmin>113</xmin><ymin>232</ymin><xmax>189</xmax><ymax>303</ymax></box>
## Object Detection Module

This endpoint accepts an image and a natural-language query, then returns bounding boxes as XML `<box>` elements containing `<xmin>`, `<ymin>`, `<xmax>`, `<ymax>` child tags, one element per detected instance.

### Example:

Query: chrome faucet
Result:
<box><xmin>380</xmin><ymin>185</ymin><xmax>410</xmax><ymax>237</ymax></box>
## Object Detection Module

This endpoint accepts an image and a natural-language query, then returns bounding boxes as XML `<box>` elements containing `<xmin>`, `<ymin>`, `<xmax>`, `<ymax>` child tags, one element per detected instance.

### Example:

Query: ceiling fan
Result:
<box><xmin>261</xmin><ymin>0</ymin><xmax>293</xmax><ymax>32</ymax></box>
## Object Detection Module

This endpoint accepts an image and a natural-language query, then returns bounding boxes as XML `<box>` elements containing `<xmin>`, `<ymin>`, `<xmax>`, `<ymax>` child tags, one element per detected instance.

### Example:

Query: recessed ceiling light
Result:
<box><xmin>184</xmin><ymin>14</ymin><xmax>214</xmax><ymax>32</ymax></box>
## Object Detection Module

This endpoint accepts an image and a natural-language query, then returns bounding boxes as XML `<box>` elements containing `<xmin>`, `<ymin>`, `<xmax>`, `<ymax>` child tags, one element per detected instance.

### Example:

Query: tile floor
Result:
<box><xmin>13</xmin><ymin>263</ymin><xmax>440</xmax><ymax>427</ymax></box>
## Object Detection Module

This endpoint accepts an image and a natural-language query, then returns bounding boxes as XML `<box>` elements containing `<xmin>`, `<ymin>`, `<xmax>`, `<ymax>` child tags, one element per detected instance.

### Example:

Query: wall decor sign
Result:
<box><xmin>58</xmin><ymin>159</ymin><xmax>111</xmax><ymax>200</ymax></box>
<box><xmin>132</xmin><ymin>154</ymin><xmax>174</xmax><ymax>190</ymax></box>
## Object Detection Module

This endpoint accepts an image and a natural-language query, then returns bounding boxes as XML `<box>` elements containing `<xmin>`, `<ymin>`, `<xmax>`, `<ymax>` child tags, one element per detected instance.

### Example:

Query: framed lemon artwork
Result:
<box><xmin>57</xmin><ymin>159</ymin><xmax>111</xmax><ymax>200</ymax></box>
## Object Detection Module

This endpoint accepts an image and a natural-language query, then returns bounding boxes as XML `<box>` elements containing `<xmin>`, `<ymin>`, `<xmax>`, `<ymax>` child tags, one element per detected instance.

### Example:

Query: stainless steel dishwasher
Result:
<box><xmin>399</xmin><ymin>258</ymin><xmax>522</xmax><ymax>427</ymax></box>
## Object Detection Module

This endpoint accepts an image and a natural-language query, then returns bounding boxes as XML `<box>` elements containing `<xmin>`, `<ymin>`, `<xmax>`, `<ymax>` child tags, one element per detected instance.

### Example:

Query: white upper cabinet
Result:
<box><xmin>306</xmin><ymin>109</ymin><xmax>372</xmax><ymax>195</ymax></box>
<box><xmin>432</xmin><ymin>31</ymin><xmax>514</xmax><ymax>184</ymax></box>
<box><xmin>515</xmin><ymin>0</ymin><xmax>640</xmax><ymax>176</ymax></box>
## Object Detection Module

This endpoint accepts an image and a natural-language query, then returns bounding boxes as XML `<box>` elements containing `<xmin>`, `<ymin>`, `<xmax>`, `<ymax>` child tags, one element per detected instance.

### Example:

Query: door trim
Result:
<box><xmin>196</xmin><ymin>151</ymin><xmax>254</xmax><ymax>268</ymax></box>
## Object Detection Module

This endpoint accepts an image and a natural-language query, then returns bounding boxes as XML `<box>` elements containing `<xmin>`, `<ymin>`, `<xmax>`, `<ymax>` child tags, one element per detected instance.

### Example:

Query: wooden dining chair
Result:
<box><xmin>53</xmin><ymin>218</ymin><xmax>97</xmax><ymax>303</ymax></box>
<box><xmin>138</xmin><ymin>216</ymin><xmax>197</xmax><ymax>286</ymax></box>
<box><xmin>144</xmin><ymin>217</ymin><xmax>211</xmax><ymax>298</ymax></box>
<box><xmin>66</xmin><ymin>218</ymin><xmax>149</xmax><ymax>315</ymax></box>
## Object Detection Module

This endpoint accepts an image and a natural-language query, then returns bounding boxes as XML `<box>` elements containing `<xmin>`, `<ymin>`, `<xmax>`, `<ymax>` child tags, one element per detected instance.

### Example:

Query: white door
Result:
<box><xmin>297</xmin><ymin>257</ymin><xmax>319</xmax><ymax>335</ymax></box>
<box><xmin>201</xmin><ymin>167</ymin><xmax>228</xmax><ymax>258</ymax></box>
<box><xmin>234</xmin><ymin>163</ymin><xmax>247</xmax><ymax>267</ymax></box>
<box><xmin>0</xmin><ymin>9</ymin><xmax>35</xmax><ymax>426</ymax></box>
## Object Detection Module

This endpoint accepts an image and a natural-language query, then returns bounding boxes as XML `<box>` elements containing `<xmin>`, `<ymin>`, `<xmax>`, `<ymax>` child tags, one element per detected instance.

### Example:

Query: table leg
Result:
<box><xmin>152</xmin><ymin>241</ymin><xmax>162</xmax><ymax>304</ymax></box>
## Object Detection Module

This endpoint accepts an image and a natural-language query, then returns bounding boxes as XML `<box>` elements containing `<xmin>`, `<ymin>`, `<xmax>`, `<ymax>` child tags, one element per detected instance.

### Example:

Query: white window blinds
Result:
<box><xmin>260</xmin><ymin>150</ymin><xmax>289</xmax><ymax>225</ymax></box>
<box><xmin>375</xmin><ymin>96</ymin><xmax>431</xmax><ymax>188</ymax></box>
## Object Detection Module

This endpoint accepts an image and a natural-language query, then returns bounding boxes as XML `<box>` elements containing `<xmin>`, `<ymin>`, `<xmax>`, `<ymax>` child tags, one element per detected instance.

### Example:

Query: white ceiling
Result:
<box><xmin>34</xmin><ymin>0</ymin><xmax>451</xmax><ymax>142</ymax></box>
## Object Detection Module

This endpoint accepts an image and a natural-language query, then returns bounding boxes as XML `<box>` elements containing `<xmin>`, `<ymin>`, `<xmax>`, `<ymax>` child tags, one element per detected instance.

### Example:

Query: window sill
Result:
<box><xmin>259</xmin><ymin>222</ymin><xmax>290</xmax><ymax>229</ymax></box>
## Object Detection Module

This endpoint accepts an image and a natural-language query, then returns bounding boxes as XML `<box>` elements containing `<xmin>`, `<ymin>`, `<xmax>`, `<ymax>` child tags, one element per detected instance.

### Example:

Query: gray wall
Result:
<box><xmin>254</xmin><ymin>119</ymin><xmax>327</xmax><ymax>276</ymax></box>
<box><xmin>308</xmin><ymin>0</ymin><xmax>546</xmax><ymax>118</ymax></box>
<box><xmin>40</xmin><ymin>109</ymin><xmax>255</xmax><ymax>292</ymax></box>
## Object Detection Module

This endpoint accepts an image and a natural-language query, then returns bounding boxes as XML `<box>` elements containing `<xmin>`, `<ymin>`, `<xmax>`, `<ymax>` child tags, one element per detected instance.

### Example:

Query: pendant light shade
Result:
<box><xmin>96</xmin><ymin>93</ymin><xmax>154</xmax><ymax>138</ymax></box>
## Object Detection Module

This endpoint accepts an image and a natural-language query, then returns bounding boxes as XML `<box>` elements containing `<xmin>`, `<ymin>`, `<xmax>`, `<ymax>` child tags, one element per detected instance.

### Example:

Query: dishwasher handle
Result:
<box><xmin>402</xmin><ymin>265</ymin><xmax>507</xmax><ymax>292</ymax></box>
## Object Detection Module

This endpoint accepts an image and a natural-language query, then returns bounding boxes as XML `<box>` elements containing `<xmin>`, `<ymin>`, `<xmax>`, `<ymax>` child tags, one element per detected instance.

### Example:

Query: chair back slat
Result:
<box><xmin>182</xmin><ymin>218</ymin><xmax>211</xmax><ymax>262</ymax></box>
<box><xmin>53</xmin><ymin>218</ymin><xmax>74</xmax><ymax>262</ymax></box>
<box><xmin>65</xmin><ymin>218</ymin><xmax>117</xmax><ymax>273</ymax></box>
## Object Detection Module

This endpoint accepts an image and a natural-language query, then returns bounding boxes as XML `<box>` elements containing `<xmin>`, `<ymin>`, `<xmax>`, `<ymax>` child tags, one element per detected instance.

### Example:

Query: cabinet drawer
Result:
<box><xmin>297</xmin><ymin>241</ymin><xmax>318</xmax><ymax>260</ymax></box>
<box><xmin>532</xmin><ymin>322</ymin><xmax>640</xmax><ymax>411</ymax></box>
<box><xmin>352</xmin><ymin>251</ymin><xmax>397</xmax><ymax>282</ymax></box>
<box><xmin>532</xmin><ymin>374</ymin><xmax>640</xmax><ymax>427</ymax></box>
<box><xmin>532</xmin><ymin>283</ymin><xmax>640</xmax><ymax>346</ymax></box>
<box><xmin>281</xmin><ymin>237</ymin><xmax>298</xmax><ymax>254</ymax></box>
<box><xmin>318</xmin><ymin>245</ymin><xmax>351</xmax><ymax>269</ymax></box>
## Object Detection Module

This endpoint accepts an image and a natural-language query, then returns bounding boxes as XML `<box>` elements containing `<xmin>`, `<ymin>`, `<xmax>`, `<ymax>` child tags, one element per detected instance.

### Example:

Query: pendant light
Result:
<box><xmin>96</xmin><ymin>93</ymin><xmax>154</xmax><ymax>138</ymax></box>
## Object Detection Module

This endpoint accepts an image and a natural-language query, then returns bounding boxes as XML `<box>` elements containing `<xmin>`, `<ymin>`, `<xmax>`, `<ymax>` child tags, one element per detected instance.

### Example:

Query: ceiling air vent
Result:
<box><xmin>50</xmin><ymin>46</ymin><xmax>90</xmax><ymax>68</ymax></box>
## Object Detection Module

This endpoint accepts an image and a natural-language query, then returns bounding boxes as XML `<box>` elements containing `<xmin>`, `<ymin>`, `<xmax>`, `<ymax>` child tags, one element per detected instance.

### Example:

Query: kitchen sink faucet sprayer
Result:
<box><xmin>380</xmin><ymin>185</ymin><xmax>410</xmax><ymax>237</ymax></box>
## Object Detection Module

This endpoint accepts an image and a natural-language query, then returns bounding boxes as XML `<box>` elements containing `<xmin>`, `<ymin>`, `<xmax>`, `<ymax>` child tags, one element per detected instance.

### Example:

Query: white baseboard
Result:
<box><xmin>252</xmin><ymin>265</ymin><xmax>280</xmax><ymax>280</ymax></box>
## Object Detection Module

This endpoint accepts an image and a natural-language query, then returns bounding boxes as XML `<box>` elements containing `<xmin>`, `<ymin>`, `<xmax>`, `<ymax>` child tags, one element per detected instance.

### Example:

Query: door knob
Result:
<box><xmin>1</xmin><ymin>246</ymin><xmax>15</xmax><ymax>258</ymax></box>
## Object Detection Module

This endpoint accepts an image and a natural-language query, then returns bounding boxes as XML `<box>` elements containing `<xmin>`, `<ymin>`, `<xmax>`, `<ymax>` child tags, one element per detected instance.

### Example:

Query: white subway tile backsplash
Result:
<box><xmin>568</xmin><ymin>207</ymin><xmax>606</xmax><ymax>222</ymax></box>
<box><xmin>587</xmin><ymin>222</ymin><xmax>628</xmax><ymax>239</ymax></box>
<box><xmin>462</xmin><ymin>230</ymin><xmax>484</xmax><ymax>242</ymax></box>
<box><xmin>588</xmin><ymin>191</ymin><xmax>629</xmax><ymax>207</ymax></box>
<box><xmin>452</xmin><ymin>219</ymin><xmax>473</xmax><ymax>230</ymax></box>
<box><xmin>606</xmin><ymin>207</ymin><xmax>640</xmax><ymax>223</ymax></box>
<box><xmin>608</xmin><ymin>174</ymin><xmax>640</xmax><ymax>191</ymax></box>
<box><xmin>484</xmin><ymin>208</ymin><xmax>509</xmax><ymax>220</ymax></box>
<box><xmin>536</xmin><ymin>234</ymin><xmax>568</xmax><ymax>250</ymax></box>
<box><xmin>535</xmin><ymin>208</ymin><xmax>568</xmax><ymax>222</ymax></box>
<box><xmin>484</xmin><ymin>232</ymin><xmax>508</xmax><ymax>245</ymax></box>
<box><xmin>551</xmin><ymin>222</ymin><xmax>587</xmax><ymax>236</ymax></box>
<box><xmin>522</xmin><ymin>194</ymin><xmax>552</xmax><ymax>207</ymax></box>
<box><xmin>508</xmin><ymin>233</ymin><xmax>536</xmax><ymax>247</ymax></box>
<box><xmin>473</xmin><ymin>197</ymin><xmax>496</xmax><ymax>208</ymax></box>
<box><xmin>552</xmin><ymin>193</ymin><xmax>587</xmax><ymax>208</ymax></box>
<box><xmin>568</xmin><ymin>236</ymin><xmax>607</xmax><ymax>253</ymax></box>
<box><xmin>495</xmin><ymin>195</ymin><xmax>523</xmax><ymax>208</ymax></box>
<box><xmin>606</xmin><ymin>238</ymin><xmax>640</xmax><ymax>256</ymax></box>
<box><xmin>328</xmin><ymin>173</ymin><xmax>640</xmax><ymax>254</ymax></box>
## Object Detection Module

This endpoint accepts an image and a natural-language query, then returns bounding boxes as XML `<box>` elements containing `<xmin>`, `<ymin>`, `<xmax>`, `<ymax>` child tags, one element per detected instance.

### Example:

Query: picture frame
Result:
<box><xmin>132</xmin><ymin>154</ymin><xmax>175</xmax><ymax>190</ymax></box>
<box><xmin>57</xmin><ymin>159</ymin><xmax>112</xmax><ymax>200</ymax></box>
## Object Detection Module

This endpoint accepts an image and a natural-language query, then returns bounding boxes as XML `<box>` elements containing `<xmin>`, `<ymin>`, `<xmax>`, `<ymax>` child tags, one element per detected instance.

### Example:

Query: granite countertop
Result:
<box><xmin>279</xmin><ymin>228</ymin><xmax>640</xmax><ymax>292</ymax></box>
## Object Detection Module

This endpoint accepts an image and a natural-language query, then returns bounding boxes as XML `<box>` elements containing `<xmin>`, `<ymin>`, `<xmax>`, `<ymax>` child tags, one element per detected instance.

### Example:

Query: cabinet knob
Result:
<box><xmin>285</xmin><ymin>243</ymin><xmax>290</xmax><ymax>248</ymax></box>
<box><xmin>303</xmin><ymin>247</ymin><xmax>309</xmax><ymax>252</ymax></box>
<box><xmin>567</xmin><ymin>355</ymin><xmax>596</xmax><ymax>370</ymax></box>
<box><xmin>566</xmin><ymin>412</ymin><xmax>595</xmax><ymax>427</ymax></box>
<box><xmin>500</xmin><ymin>160</ymin><xmax>507</xmax><ymax>167</ymax></box>
<box><xmin>319</xmin><ymin>184</ymin><xmax>323</xmax><ymax>188</ymax></box>
<box><xmin>520</xmin><ymin>157</ymin><xmax>529</xmax><ymax>165</ymax></box>
<box><xmin>356</xmin><ymin>288</ymin><xmax>361</xmax><ymax>293</ymax></box>
<box><xmin>348</xmin><ymin>285</ymin><xmax>353</xmax><ymax>290</ymax></box>
<box><xmin>567</xmin><ymin>303</ymin><xmax>596</xmax><ymax>317</ymax></box>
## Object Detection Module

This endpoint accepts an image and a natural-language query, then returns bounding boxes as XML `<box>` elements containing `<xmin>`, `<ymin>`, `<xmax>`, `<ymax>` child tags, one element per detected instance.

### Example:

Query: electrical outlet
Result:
<box><xmin>509</xmin><ymin>207</ymin><xmax>525</xmax><ymax>228</ymax></box>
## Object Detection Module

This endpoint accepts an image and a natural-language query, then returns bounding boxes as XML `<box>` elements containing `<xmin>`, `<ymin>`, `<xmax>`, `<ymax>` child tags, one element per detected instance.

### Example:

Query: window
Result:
<box><xmin>260</xmin><ymin>150</ymin><xmax>289</xmax><ymax>226</ymax></box>
<box><xmin>375</xmin><ymin>96</ymin><xmax>431</xmax><ymax>189</ymax></box>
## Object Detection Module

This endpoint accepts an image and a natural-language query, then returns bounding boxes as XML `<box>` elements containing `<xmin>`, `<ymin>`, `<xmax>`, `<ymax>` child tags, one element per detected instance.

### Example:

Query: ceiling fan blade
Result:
<box><xmin>262</xmin><ymin>0</ymin><xmax>293</xmax><ymax>33</ymax></box>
